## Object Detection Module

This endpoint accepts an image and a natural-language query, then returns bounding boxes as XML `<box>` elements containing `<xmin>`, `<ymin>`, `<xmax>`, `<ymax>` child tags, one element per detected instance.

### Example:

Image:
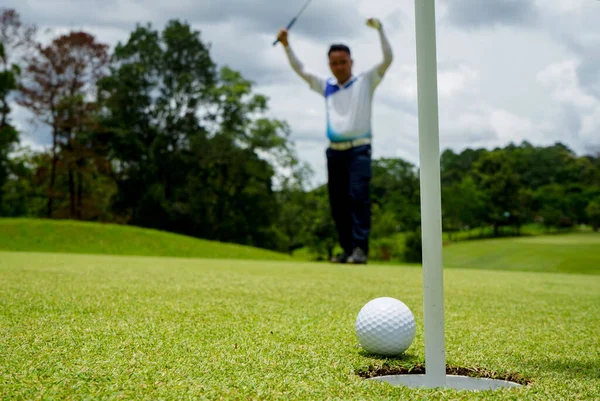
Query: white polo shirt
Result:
<box><xmin>306</xmin><ymin>66</ymin><xmax>383</xmax><ymax>143</ymax></box>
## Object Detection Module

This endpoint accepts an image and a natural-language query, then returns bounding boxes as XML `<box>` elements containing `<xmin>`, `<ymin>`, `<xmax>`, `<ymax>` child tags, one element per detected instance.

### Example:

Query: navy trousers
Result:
<box><xmin>326</xmin><ymin>144</ymin><xmax>372</xmax><ymax>256</ymax></box>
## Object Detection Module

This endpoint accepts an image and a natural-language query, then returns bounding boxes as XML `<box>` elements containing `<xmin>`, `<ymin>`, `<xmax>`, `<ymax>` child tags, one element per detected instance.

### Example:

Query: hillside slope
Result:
<box><xmin>0</xmin><ymin>218</ymin><xmax>291</xmax><ymax>261</ymax></box>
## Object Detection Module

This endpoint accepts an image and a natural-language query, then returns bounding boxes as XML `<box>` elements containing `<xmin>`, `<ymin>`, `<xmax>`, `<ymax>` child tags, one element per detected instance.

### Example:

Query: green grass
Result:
<box><xmin>443</xmin><ymin>232</ymin><xmax>600</xmax><ymax>275</ymax></box>
<box><xmin>294</xmin><ymin>229</ymin><xmax>600</xmax><ymax>274</ymax></box>
<box><xmin>441</xmin><ymin>223</ymin><xmax>570</xmax><ymax>242</ymax></box>
<box><xmin>1</xmin><ymin>218</ymin><xmax>599</xmax><ymax>398</ymax></box>
<box><xmin>294</xmin><ymin>223</ymin><xmax>593</xmax><ymax>263</ymax></box>
<box><xmin>0</xmin><ymin>218</ymin><xmax>291</xmax><ymax>261</ymax></box>
<box><xmin>293</xmin><ymin>233</ymin><xmax>410</xmax><ymax>262</ymax></box>
<box><xmin>1</xmin><ymin>251</ymin><xmax>599</xmax><ymax>400</ymax></box>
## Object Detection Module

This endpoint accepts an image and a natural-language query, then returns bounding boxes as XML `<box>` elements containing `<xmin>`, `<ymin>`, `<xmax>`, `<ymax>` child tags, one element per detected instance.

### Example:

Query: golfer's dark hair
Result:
<box><xmin>328</xmin><ymin>44</ymin><xmax>351</xmax><ymax>56</ymax></box>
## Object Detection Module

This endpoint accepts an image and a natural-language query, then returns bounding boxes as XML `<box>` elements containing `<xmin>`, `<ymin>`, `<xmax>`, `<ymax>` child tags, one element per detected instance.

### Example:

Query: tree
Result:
<box><xmin>98</xmin><ymin>19</ymin><xmax>297</xmax><ymax>250</ymax></box>
<box><xmin>371</xmin><ymin>157</ymin><xmax>420</xmax><ymax>232</ymax></box>
<box><xmin>18</xmin><ymin>31</ymin><xmax>110</xmax><ymax>218</ymax></box>
<box><xmin>533</xmin><ymin>184</ymin><xmax>564</xmax><ymax>230</ymax></box>
<box><xmin>586</xmin><ymin>198</ymin><xmax>600</xmax><ymax>232</ymax></box>
<box><xmin>272</xmin><ymin>161</ymin><xmax>315</xmax><ymax>254</ymax></box>
<box><xmin>440</xmin><ymin>147</ymin><xmax>486</xmax><ymax>187</ymax></box>
<box><xmin>0</xmin><ymin>146</ymin><xmax>51</xmax><ymax>217</ymax></box>
<box><xmin>403</xmin><ymin>229</ymin><xmax>422</xmax><ymax>264</ymax></box>
<box><xmin>471</xmin><ymin>150</ymin><xmax>523</xmax><ymax>236</ymax></box>
<box><xmin>442</xmin><ymin>175</ymin><xmax>485</xmax><ymax>239</ymax></box>
<box><xmin>509</xmin><ymin>141</ymin><xmax>582</xmax><ymax>190</ymax></box>
<box><xmin>0</xmin><ymin>8</ymin><xmax>35</xmax><ymax>215</ymax></box>
<box><xmin>301</xmin><ymin>186</ymin><xmax>337</xmax><ymax>260</ymax></box>
<box><xmin>0</xmin><ymin>8</ymin><xmax>35</xmax><ymax>129</ymax></box>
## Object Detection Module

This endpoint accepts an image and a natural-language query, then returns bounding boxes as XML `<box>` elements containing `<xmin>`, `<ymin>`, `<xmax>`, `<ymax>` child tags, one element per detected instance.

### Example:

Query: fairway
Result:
<box><xmin>443</xmin><ymin>232</ymin><xmax>600</xmax><ymax>275</ymax></box>
<box><xmin>1</xmin><ymin>251</ymin><xmax>598</xmax><ymax>400</ymax></box>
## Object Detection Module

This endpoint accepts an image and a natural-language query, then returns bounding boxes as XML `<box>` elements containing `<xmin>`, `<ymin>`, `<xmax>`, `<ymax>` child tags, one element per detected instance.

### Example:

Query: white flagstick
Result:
<box><xmin>370</xmin><ymin>1</ymin><xmax>522</xmax><ymax>391</ymax></box>
<box><xmin>414</xmin><ymin>0</ymin><xmax>446</xmax><ymax>388</ymax></box>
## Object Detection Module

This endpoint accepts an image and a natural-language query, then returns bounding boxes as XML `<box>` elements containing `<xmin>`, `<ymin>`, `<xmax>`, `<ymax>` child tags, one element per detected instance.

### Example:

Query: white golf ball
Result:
<box><xmin>355</xmin><ymin>297</ymin><xmax>416</xmax><ymax>356</ymax></box>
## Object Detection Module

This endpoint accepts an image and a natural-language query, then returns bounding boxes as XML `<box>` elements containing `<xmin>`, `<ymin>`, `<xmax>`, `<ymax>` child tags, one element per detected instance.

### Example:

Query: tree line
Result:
<box><xmin>1</xmin><ymin>8</ymin><xmax>599</xmax><ymax>262</ymax></box>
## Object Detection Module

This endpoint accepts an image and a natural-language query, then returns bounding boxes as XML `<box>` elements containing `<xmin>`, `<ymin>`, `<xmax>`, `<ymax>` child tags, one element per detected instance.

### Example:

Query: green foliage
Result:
<box><xmin>586</xmin><ymin>198</ymin><xmax>600</xmax><ymax>231</ymax></box>
<box><xmin>0</xmin><ymin>147</ymin><xmax>46</xmax><ymax>217</ymax></box>
<box><xmin>96</xmin><ymin>19</ymin><xmax>300</xmax><ymax>250</ymax></box>
<box><xmin>440</xmin><ymin>147</ymin><xmax>486</xmax><ymax>186</ymax></box>
<box><xmin>533</xmin><ymin>184</ymin><xmax>568</xmax><ymax>229</ymax></box>
<box><xmin>403</xmin><ymin>229</ymin><xmax>422</xmax><ymax>264</ymax></box>
<box><xmin>300</xmin><ymin>186</ymin><xmax>337</xmax><ymax>260</ymax></box>
<box><xmin>0</xmin><ymin>123</ymin><xmax>18</xmax><ymax>203</ymax></box>
<box><xmin>0</xmin><ymin>57</ymin><xmax>18</xmax><ymax>96</ymax></box>
<box><xmin>442</xmin><ymin>175</ymin><xmax>485</xmax><ymax>238</ymax></box>
<box><xmin>371</xmin><ymin>158</ymin><xmax>420</xmax><ymax>232</ymax></box>
<box><xmin>471</xmin><ymin>150</ymin><xmax>525</xmax><ymax>234</ymax></box>
<box><xmin>370</xmin><ymin>234</ymin><xmax>406</xmax><ymax>262</ymax></box>
<box><xmin>0</xmin><ymin>40</ymin><xmax>23</xmax><ymax>209</ymax></box>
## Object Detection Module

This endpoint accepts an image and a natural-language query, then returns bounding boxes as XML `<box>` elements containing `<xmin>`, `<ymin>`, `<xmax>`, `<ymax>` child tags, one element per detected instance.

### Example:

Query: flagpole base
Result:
<box><xmin>368</xmin><ymin>374</ymin><xmax>522</xmax><ymax>391</ymax></box>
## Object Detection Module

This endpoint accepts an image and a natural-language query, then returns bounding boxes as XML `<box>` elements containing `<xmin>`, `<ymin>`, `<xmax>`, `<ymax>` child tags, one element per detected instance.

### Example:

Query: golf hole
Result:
<box><xmin>356</xmin><ymin>363</ymin><xmax>532</xmax><ymax>391</ymax></box>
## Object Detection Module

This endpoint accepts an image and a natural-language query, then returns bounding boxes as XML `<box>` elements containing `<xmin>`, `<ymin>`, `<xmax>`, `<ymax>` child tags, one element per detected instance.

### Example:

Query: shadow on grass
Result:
<box><xmin>525</xmin><ymin>358</ymin><xmax>600</xmax><ymax>380</ymax></box>
<box><xmin>356</xmin><ymin>349</ymin><xmax>421</xmax><ymax>364</ymax></box>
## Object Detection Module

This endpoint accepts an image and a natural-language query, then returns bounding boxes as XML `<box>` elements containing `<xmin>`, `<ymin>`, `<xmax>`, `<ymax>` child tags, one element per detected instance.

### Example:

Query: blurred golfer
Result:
<box><xmin>276</xmin><ymin>18</ymin><xmax>392</xmax><ymax>264</ymax></box>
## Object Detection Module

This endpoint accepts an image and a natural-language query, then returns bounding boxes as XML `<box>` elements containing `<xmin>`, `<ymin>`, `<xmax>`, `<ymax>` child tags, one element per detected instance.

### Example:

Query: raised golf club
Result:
<box><xmin>273</xmin><ymin>0</ymin><xmax>314</xmax><ymax>46</ymax></box>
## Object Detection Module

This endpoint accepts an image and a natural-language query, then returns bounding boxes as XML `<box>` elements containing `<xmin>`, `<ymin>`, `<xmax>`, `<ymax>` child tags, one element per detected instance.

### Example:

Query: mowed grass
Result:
<box><xmin>0</xmin><ymin>218</ymin><xmax>291</xmax><ymax>261</ymax></box>
<box><xmin>443</xmin><ymin>232</ymin><xmax>600</xmax><ymax>275</ymax></box>
<box><xmin>1</xmin><ymin>251</ymin><xmax>599</xmax><ymax>400</ymax></box>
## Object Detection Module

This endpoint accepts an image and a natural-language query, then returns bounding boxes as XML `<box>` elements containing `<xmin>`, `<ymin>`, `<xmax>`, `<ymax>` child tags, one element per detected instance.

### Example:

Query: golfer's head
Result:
<box><xmin>328</xmin><ymin>44</ymin><xmax>352</xmax><ymax>82</ymax></box>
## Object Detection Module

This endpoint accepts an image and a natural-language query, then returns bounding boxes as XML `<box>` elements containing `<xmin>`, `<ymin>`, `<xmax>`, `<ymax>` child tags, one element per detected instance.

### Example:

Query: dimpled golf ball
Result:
<box><xmin>355</xmin><ymin>297</ymin><xmax>416</xmax><ymax>356</ymax></box>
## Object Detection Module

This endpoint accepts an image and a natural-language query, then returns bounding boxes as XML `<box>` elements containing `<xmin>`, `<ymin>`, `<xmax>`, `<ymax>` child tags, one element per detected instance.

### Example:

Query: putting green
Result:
<box><xmin>1</xmin><ymin>251</ymin><xmax>598</xmax><ymax>400</ymax></box>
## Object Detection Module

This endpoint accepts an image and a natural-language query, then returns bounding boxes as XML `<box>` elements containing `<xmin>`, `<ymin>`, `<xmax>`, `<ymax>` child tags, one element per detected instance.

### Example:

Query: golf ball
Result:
<box><xmin>355</xmin><ymin>297</ymin><xmax>416</xmax><ymax>356</ymax></box>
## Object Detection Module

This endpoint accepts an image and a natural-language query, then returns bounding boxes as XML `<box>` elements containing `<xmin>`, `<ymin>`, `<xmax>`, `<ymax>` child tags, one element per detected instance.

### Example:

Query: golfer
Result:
<box><xmin>276</xmin><ymin>18</ymin><xmax>392</xmax><ymax>264</ymax></box>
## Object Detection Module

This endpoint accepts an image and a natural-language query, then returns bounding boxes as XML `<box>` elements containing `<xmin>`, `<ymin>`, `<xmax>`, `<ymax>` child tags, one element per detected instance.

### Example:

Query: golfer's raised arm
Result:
<box><xmin>284</xmin><ymin>45</ymin><xmax>326</xmax><ymax>94</ymax></box>
<box><xmin>365</xmin><ymin>18</ymin><xmax>393</xmax><ymax>79</ymax></box>
<box><xmin>375</xmin><ymin>23</ymin><xmax>393</xmax><ymax>76</ymax></box>
<box><xmin>277</xmin><ymin>29</ymin><xmax>325</xmax><ymax>94</ymax></box>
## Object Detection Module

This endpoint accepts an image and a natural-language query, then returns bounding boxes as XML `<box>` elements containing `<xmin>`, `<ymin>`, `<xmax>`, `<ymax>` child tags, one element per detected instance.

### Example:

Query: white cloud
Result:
<box><xmin>535</xmin><ymin>0</ymin><xmax>587</xmax><ymax>14</ymax></box>
<box><xmin>10</xmin><ymin>104</ymin><xmax>49</xmax><ymax>152</ymax></box>
<box><xmin>581</xmin><ymin>108</ymin><xmax>600</xmax><ymax>143</ymax></box>
<box><xmin>537</xmin><ymin>59</ymin><xmax>600</xmax><ymax>150</ymax></box>
<box><xmin>537</xmin><ymin>60</ymin><xmax>597</xmax><ymax>110</ymax></box>
<box><xmin>490</xmin><ymin>109</ymin><xmax>538</xmax><ymax>143</ymax></box>
<box><xmin>438</xmin><ymin>64</ymin><xmax>479</xmax><ymax>98</ymax></box>
<box><xmin>377</xmin><ymin>64</ymin><xmax>417</xmax><ymax>105</ymax></box>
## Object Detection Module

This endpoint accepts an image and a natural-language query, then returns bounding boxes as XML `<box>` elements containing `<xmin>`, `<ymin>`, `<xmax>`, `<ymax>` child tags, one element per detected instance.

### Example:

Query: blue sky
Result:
<box><xmin>5</xmin><ymin>0</ymin><xmax>600</xmax><ymax>187</ymax></box>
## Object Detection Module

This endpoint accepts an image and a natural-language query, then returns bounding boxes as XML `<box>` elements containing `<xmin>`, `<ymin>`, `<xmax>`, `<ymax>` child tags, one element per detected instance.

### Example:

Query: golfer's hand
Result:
<box><xmin>277</xmin><ymin>28</ymin><xmax>289</xmax><ymax>46</ymax></box>
<box><xmin>366</xmin><ymin>18</ymin><xmax>382</xmax><ymax>30</ymax></box>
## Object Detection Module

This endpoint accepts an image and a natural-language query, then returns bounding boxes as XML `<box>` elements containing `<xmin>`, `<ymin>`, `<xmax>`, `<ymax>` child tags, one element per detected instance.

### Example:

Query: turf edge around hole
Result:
<box><xmin>355</xmin><ymin>363</ymin><xmax>533</xmax><ymax>386</ymax></box>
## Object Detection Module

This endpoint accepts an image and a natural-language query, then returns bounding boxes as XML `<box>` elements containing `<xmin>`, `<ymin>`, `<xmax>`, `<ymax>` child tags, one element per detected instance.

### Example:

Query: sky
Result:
<box><xmin>5</xmin><ymin>0</ymin><xmax>600</xmax><ymax>187</ymax></box>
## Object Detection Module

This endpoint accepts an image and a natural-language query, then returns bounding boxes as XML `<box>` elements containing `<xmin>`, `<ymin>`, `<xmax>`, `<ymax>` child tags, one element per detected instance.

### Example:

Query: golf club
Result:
<box><xmin>272</xmin><ymin>0</ymin><xmax>314</xmax><ymax>46</ymax></box>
